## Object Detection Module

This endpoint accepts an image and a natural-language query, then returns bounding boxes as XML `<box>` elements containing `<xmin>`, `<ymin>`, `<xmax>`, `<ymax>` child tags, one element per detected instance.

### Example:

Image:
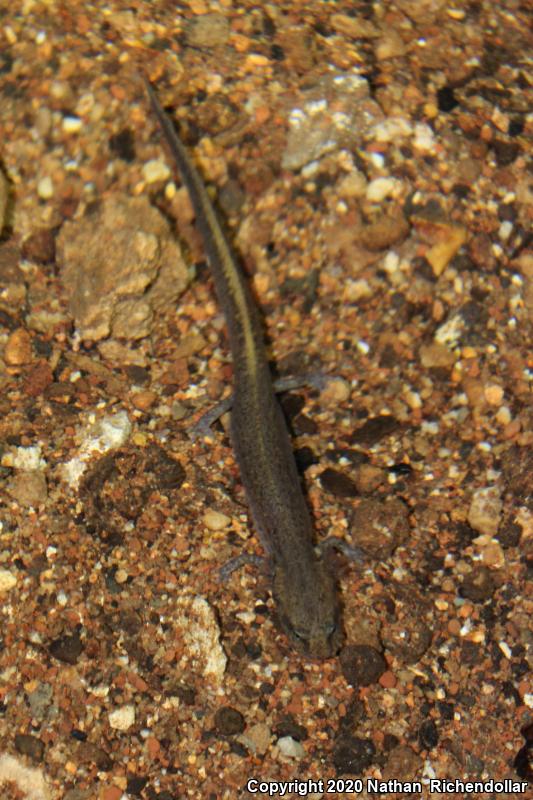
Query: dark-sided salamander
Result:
<box><xmin>146</xmin><ymin>81</ymin><xmax>342</xmax><ymax>657</ymax></box>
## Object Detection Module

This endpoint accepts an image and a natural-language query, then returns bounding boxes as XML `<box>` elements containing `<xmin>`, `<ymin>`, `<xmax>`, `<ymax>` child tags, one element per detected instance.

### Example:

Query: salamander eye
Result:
<box><xmin>291</xmin><ymin>628</ymin><xmax>308</xmax><ymax>642</ymax></box>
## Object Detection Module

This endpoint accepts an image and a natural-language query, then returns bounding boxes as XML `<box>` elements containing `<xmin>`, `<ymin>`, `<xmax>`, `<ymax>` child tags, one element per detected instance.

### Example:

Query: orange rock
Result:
<box><xmin>379</xmin><ymin>670</ymin><xmax>396</xmax><ymax>689</ymax></box>
<box><xmin>5</xmin><ymin>328</ymin><xmax>32</xmax><ymax>366</ymax></box>
<box><xmin>131</xmin><ymin>390</ymin><xmax>157</xmax><ymax>412</ymax></box>
<box><xmin>100</xmin><ymin>786</ymin><xmax>123</xmax><ymax>800</ymax></box>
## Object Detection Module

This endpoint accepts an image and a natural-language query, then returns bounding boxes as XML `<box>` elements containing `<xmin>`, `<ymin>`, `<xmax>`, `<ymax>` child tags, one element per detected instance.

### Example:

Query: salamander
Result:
<box><xmin>146</xmin><ymin>81</ymin><xmax>342</xmax><ymax>657</ymax></box>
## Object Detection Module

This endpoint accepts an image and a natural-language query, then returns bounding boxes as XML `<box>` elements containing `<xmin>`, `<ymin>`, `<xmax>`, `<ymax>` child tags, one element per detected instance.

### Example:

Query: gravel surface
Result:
<box><xmin>0</xmin><ymin>2</ymin><xmax>531</xmax><ymax>798</ymax></box>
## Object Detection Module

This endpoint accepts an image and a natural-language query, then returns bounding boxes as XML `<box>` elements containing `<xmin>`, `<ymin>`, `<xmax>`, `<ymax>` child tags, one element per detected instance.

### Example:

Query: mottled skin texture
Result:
<box><xmin>147</xmin><ymin>81</ymin><xmax>342</xmax><ymax>658</ymax></box>
<box><xmin>231</xmin><ymin>370</ymin><xmax>343</xmax><ymax>657</ymax></box>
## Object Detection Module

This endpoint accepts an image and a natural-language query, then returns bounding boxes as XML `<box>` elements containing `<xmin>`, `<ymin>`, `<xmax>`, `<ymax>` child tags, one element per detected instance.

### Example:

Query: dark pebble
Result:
<box><xmin>49</xmin><ymin>631</ymin><xmax>83</xmax><ymax>664</ymax></box>
<box><xmin>383</xmin><ymin>733</ymin><xmax>400</xmax><ymax>752</ymax></box>
<box><xmin>70</xmin><ymin>728</ymin><xmax>88</xmax><ymax>741</ymax></box>
<box><xmin>437</xmin><ymin>701</ymin><xmax>454</xmax><ymax>720</ymax></box>
<box><xmin>244</xmin><ymin>639</ymin><xmax>263</xmax><ymax>659</ymax></box>
<box><xmin>294</xmin><ymin>446</ymin><xmax>319</xmax><ymax>471</ymax></box>
<box><xmin>21</xmin><ymin>228</ymin><xmax>56</xmax><ymax>264</ymax></box>
<box><xmin>14</xmin><ymin>733</ymin><xmax>45</xmax><ymax>762</ymax></box>
<box><xmin>333</xmin><ymin>736</ymin><xmax>376</xmax><ymax>774</ymax></box>
<box><xmin>126</xmin><ymin>775</ymin><xmax>148</xmax><ymax>796</ymax></box>
<box><xmin>214</xmin><ymin>706</ymin><xmax>246</xmax><ymax>736</ymax></box>
<box><xmin>498</xmin><ymin>202</ymin><xmax>516</xmax><ymax>223</ymax></box>
<box><xmin>498</xmin><ymin>520</ymin><xmax>522</xmax><ymax>548</ymax></box>
<box><xmin>274</xmin><ymin>715</ymin><xmax>308</xmax><ymax>742</ymax></box>
<box><xmin>291</xmin><ymin>413</ymin><xmax>318</xmax><ymax>436</ymax></box>
<box><xmin>419</xmin><ymin>719</ymin><xmax>439</xmax><ymax>749</ymax></box>
<box><xmin>337</xmin><ymin>697</ymin><xmax>366</xmax><ymax>734</ymax></box>
<box><xmin>229</xmin><ymin>740</ymin><xmax>249</xmax><ymax>757</ymax></box>
<box><xmin>508</xmin><ymin>118</ymin><xmax>524</xmax><ymax>137</ymax></box>
<box><xmin>171</xmin><ymin>683</ymin><xmax>196</xmax><ymax>706</ymax></box>
<box><xmin>349</xmin><ymin>415</ymin><xmax>400</xmax><ymax>446</ymax></box>
<box><xmin>381</xmin><ymin>615</ymin><xmax>432</xmax><ymax>663</ymax></box>
<box><xmin>514</xmin><ymin>723</ymin><xmax>533</xmax><ymax>780</ymax></box>
<box><xmin>230</xmin><ymin>637</ymin><xmax>248</xmax><ymax>659</ymax></box>
<box><xmin>492</xmin><ymin>138</ymin><xmax>520</xmax><ymax>166</ymax></box>
<box><xmin>456</xmin><ymin>691</ymin><xmax>475</xmax><ymax>708</ymax></box>
<box><xmin>388</xmin><ymin>462</ymin><xmax>414</xmax><ymax>477</ymax></box>
<box><xmin>412</xmin><ymin>255</ymin><xmax>438</xmax><ymax>281</ymax></box>
<box><xmin>26</xmin><ymin>554</ymin><xmax>48</xmax><ymax>577</ymax></box>
<box><xmin>77</xmin><ymin>742</ymin><xmax>113</xmax><ymax>770</ymax></box>
<box><xmin>437</xmin><ymin>85</ymin><xmax>458</xmax><ymax>112</ymax></box>
<box><xmin>218</xmin><ymin>178</ymin><xmax>246</xmax><ymax>216</ymax></box>
<box><xmin>339</xmin><ymin>644</ymin><xmax>387</xmax><ymax>687</ymax></box>
<box><xmin>319</xmin><ymin>468</ymin><xmax>358</xmax><ymax>498</ymax></box>
<box><xmin>503</xmin><ymin>681</ymin><xmax>522</xmax><ymax>705</ymax></box>
<box><xmin>460</xmin><ymin>565</ymin><xmax>495</xmax><ymax>602</ymax></box>
<box><xmin>124</xmin><ymin>365</ymin><xmax>151</xmax><ymax>385</ymax></box>
<box><xmin>109</xmin><ymin>128</ymin><xmax>136</xmax><ymax>162</ymax></box>
<box><xmin>270</xmin><ymin>43</ymin><xmax>285</xmax><ymax>61</ymax></box>
<box><xmin>151</xmin><ymin>447</ymin><xmax>186</xmax><ymax>491</ymax></box>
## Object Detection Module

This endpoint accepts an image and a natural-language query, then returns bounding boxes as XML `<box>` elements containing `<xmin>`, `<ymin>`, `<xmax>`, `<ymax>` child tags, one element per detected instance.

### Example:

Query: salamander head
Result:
<box><xmin>272</xmin><ymin>559</ymin><xmax>343</xmax><ymax>658</ymax></box>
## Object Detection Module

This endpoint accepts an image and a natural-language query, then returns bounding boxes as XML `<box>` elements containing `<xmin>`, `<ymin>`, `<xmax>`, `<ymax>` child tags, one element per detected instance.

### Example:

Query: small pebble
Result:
<box><xmin>413</xmin><ymin>122</ymin><xmax>436</xmax><ymax>152</ymax></box>
<box><xmin>2</xmin><ymin>445</ymin><xmax>45</xmax><ymax>471</ymax></box>
<box><xmin>238</xmin><ymin>722</ymin><xmax>271</xmax><ymax>755</ymax></box>
<box><xmin>37</xmin><ymin>176</ymin><xmax>54</xmax><ymax>199</ymax></box>
<box><xmin>14</xmin><ymin>733</ymin><xmax>45</xmax><ymax>763</ymax></box>
<box><xmin>21</xmin><ymin>227</ymin><xmax>56</xmax><ymax>264</ymax></box>
<box><xmin>355</xmin><ymin>463</ymin><xmax>385</xmax><ymax>494</ymax></box>
<box><xmin>383</xmin><ymin>250</ymin><xmax>400</xmax><ymax>275</ymax></box>
<box><xmin>142</xmin><ymin>159</ymin><xmax>171</xmax><ymax>184</ymax></box>
<box><xmin>108</xmin><ymin>704</ymin><xmax>135</xmax><ymax>731</ymax></box>
<box><xmin>277</xmin><ymin>736</ymin><xmax>305</xmax><ymax>759</ymax></box>
<box><xmin>460</xmin><ymin>565</ymin><xmax>496</xmax><ymax>602</ymax></box>
<box><xmin>49</xmin><ymin>632</ymin><xmax>83</xmax><ymax>665</ymax></box>
<box><xmin>4</xmin><ymin>328</ymin><xmax>32</xmax><ymax>366</ymax></box>
<box><xmin>366</xmin><ymin>177</ymin><xmax>402</xmax><ymax>202</ymax></box>
<box><xmin>62</xmin><ymin>115</ymin><xmax>82</xmax><ymax>133</ymax></box>
<box><xmin>496</xmin><ymin>406</ymin><xmax>511</xmax><ymax>426</ymax></box>
<box><xmin>131</xmin><ymin>390</ymin><xmax>157</xmax><ymax>412</ymax></box>
<box><xmin>467</xmin><ymin>486</ymin><xmax>503</xmax><ymax>537</ymax></box>
<box><xmin>214</xmin><ymin>707</ymin><xmax>245</xmax><ymax>736</ymax></box>
<box><xmin>419</xmin><ymin>342</ymin><xmax>455</xmax><ymax>368</ymax></box>
<box><xmin>370</xmin><ymin>117</ymin><xmax>412</xmax><ymax>142</ymax></box>
<box><xmin>203</xmin><ymin>509</ymin><xmax>231</xmax><ymax>531</ymax></box>
<box><xmin>50</xmin><ymin>80</ymin><xmax>74</xmax><ymax>102</ymax></box>
<box><xmin>333</xmin><ymin>736</ymin><xmax>376</xmax><ymax>774</ymax></box>
<box><xmin>319</xmin><ymin>468</ymin><xmax>358</xmax><ymax>498</ymax></box>
<box><xmin>320</xmin><ymin>377</ymin><xmax>351</xmax><ymax>405</ymax></box>
<box><xmin>274</xmin><ymin>717</ymin><xmax>308</xmax><ymax>742</ymax></box>
<box><xmin>340</xmin><ymin>644</ymin><xmax>387</xmax><ymax>687</ymax></box>
<box><xmin>185</xmin><ymin>13</ymin><xmax>230</xmax><ymax>48</ymax></box>
<box><xmin>337</xmin><ymin>170</ymin><xmax>367</xmax><ymax>199</ymax></box>
<box><xmin>484</xmin><ymin>383</ymin><xmax>504</xmax><ymax>406</ymax></box>
<box><xmin>7</xmin><ymin>470</ymin><xmax>48</xmax><ymax>507</ymax></box>
<box><xmin>342</xmin><ymin>278</ymin><xmax>372</xmax><ymax>302</ymax></box>
<box><xmin>418</xmin><ymin>719</ymin><xmax>439</xmax><ymax>749</ymax></box>
<box><xmin>114</xmin><ymin>569</ymin><xmax>128</xmax><ymax>584</ymax></box>
<box><xmin>0</xmin><ymin>569</ymin><xmax>17</xmax><ymax>593</ymax></box>
<box><xmin>499</xmin><ymin>220</ymin><xmax>513</xmax><ymax>241</ymax></box>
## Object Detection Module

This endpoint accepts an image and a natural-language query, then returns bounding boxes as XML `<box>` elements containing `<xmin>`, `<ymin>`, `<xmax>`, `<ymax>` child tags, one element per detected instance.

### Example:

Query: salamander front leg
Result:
<box><xmin>190</xmin><ymin>373</ymin><xmax>330</xmax><ymax>440</ymax></box>
<box><xmin>189</xmin><ymin>395</ymin><xmax>233</xmax><ymax>441</ymax></box>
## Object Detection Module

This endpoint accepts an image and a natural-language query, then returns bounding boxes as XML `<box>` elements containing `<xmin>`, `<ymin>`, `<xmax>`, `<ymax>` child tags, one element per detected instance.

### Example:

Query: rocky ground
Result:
<box><xmin>0</xmin><ymin>1</ymin><xmax>531</xmax><ymax>798</ymax></box>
